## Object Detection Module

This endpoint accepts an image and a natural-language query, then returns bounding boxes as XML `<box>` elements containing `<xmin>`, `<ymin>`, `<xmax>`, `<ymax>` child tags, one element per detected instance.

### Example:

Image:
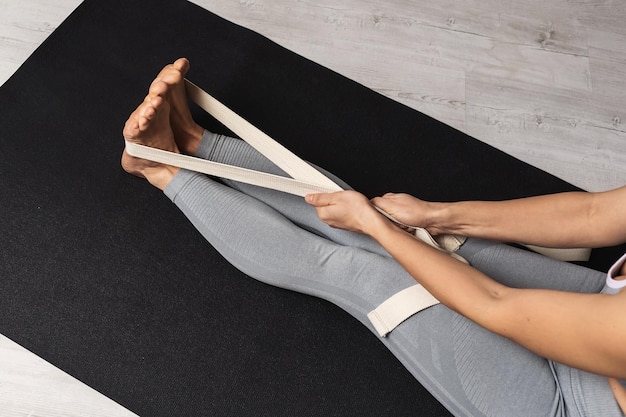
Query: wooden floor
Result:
<box><xmin>1</xmin><ymin>0</ymin><xmax>624</xmax><ymax>415</ymax></box>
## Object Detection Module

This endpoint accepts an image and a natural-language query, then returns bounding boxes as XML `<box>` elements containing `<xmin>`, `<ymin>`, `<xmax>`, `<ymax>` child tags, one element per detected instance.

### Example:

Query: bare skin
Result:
<box><xmin>150</xmin><ymin>58</ymin><xmax>204</xmax><ymax>154</ymax></box>
<box><xmin>121</xmin><ymin>58</ymin><xmax>203</xmax><ymax>190</ymax></box>
<box><xmin>370</xmin><ymin>188</ymin><xmax>626</xmax><ymax>249</ymax></box>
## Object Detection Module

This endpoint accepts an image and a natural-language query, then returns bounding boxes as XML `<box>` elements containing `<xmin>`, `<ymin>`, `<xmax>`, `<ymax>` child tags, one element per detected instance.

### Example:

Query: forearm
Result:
<box><xmin>366</xmin><ymin>217</ymin><xmax>508</xmax><ymax>320</ymax></box>
<box><xmin>427</xmin><ymin>189</ymin><xmax>623</xmax><ymax>248</ymax></box>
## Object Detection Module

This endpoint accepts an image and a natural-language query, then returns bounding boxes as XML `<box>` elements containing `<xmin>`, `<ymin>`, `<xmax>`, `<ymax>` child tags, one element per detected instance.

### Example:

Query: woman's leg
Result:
<box><xmin>457</xmin><ymin>238</ymin><xmax>606</xmax><ymax>293</ymax></box>
<box><xmin>456</xmin><ymin>240</ymin><xmax>623</xmax><ymax>417</ymax></box>
<box><xmin>164</xmin><ymin>169</ymin><xmax>568</xmax><ymax>417</ymax></box>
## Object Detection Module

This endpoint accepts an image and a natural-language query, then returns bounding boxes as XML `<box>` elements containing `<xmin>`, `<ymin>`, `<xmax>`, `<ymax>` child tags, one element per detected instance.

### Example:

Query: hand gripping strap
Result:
<box><xmin>367</xmin><ymin>285</ymin><xmax>439</xmax><ymax>337</ymax></box>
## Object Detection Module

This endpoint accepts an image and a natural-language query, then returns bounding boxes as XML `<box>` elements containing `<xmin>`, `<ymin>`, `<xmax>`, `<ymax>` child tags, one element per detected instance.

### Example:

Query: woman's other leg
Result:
<box><xmin>191</xmin><ymin>129</ymin><xmax>391</xmax><ymax>257</ymax></box>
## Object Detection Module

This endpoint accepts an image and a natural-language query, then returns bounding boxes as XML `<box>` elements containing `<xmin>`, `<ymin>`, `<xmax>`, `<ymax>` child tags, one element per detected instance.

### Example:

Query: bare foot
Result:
<box><xmin>152</xmin><ymin>58</ymin><xmax>204</xmax><ymax>155</ymax></box>
<box><xmin>121</xmin><ymin>81</ymin><xmax>180</xmax><ymax>190</ymax></box>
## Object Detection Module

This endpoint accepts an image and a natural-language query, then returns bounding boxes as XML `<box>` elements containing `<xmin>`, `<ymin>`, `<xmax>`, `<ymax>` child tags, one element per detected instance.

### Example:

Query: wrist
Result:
<box><xmin>424</xmin><ymin>202</ymin><xmax>455</xmax><ymax>235</ymax></box>
<box><xmin>365</xmin><ymin>209</ymin><xmax>401</xmax><ymax>238</ymax></box>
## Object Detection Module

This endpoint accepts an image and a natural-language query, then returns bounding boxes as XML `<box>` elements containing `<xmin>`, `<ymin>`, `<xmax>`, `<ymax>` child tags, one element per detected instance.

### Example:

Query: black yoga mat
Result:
<box><xmin>1</xmin><ymin>1</ymin><xmax>623</xmax><ymax>416</ymax></box>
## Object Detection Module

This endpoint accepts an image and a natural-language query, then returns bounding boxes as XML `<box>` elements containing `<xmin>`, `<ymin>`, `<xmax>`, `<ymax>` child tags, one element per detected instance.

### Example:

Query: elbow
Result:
<box><xmin>585</xmin><ymin>193</ymin><xmax>602</xmax><ymax>245</ymax></box>
<box><xmin>462</xmin><ymin>284</ymin><xmax>512</xmax><ymax>333</ymax></box>
<box><xmin>471</xmin><ymin>286</ymin><xmax>520</xmax><ymax>339</ymax></box>
<box><xmin>585</xmin><ymin>191</ymin><xmax>625</xmax><ymax>247</ymax></box>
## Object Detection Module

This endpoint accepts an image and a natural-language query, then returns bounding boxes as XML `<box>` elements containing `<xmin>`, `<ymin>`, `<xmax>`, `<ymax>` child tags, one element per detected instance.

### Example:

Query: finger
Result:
<box><xmin>371</xmin><ymin>195</ymin><xmax>392</xmax><ymax>210</ymax></box>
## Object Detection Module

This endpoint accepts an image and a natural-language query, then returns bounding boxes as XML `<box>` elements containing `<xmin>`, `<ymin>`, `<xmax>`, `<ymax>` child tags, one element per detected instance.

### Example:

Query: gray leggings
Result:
<box><xmin>164</xmin><ymin>131</ymin><xmax>623</xmax><ymax>417</ymax></box>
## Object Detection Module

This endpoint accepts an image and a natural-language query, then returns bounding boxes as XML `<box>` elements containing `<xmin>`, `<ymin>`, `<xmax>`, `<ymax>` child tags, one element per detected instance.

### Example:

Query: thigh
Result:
<box><xmin>166</xmin><ymin>170</ymin><xmax>410</xmax><ymax>316</ymax></box>
<box><xmin>458</xmin><ymin>238</ymin><xmax>606</xmax><ymax>293</ymax></box>
<box><xmin>226</xmin><ymin>180</ymin><xmax>391</xmax><ymax>257</ymax></box>
<box><xmin>386</xmin><ymin>305</ymin><xmax>564</xmax><ymax>417</ymax></box>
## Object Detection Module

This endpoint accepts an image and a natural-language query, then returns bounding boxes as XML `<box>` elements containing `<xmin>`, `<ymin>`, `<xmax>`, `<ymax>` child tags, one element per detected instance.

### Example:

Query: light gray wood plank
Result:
<box><xmin>466</xmin><ymin>102</ymin><xmax>626</xmax><ymax>191</ymax></box>
<box><xmin>195</xmin><ymin>0</ymin><xmax>625</xmax><ymax>190</ymax></box>
<box><xmin>466</xmin><ymin>73</ymin><xmax>626</xmax><ymax>190</ymax></box>
<box><xmin>569</xmin><ymin>0</ymin><xmax>626</xmax><ymax>36</ymax></box>
<box><xmin>0</xmin><ymin>0</ymin><xmax>83</xmax><ymax>85</ymax></box>
<box><xmin>588</xmin><ymin>29</ymin><xmax>626</xmax><ymax>101</ymax></box>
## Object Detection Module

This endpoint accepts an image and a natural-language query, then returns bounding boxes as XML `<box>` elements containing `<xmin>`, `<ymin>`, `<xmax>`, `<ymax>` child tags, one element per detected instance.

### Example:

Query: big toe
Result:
<box><xmin>172</xmin><ymin>57</ymin><xmax>190</xmax><ymax>75</ymax></box>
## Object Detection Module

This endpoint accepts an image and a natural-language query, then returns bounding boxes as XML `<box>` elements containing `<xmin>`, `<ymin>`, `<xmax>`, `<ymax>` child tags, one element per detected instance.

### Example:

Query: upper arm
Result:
<box><xmin>486</xmin><ymin>288</ymin><xmax>626</xmax><ymax>379</ymax></box>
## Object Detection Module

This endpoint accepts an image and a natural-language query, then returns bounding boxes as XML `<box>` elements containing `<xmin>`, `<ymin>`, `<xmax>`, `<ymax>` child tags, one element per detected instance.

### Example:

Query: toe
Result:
<box><xmin>172</xmin><ymin>57</ymin><xmax>190</xmax><ymax>75</ymax></box>
<box><xmin>140</xmin><ymin>100</ymin><xmax>158</xmax><ymax>120</ymax></box>
<box><xmin>123</xmin><ymin>117</ymin><xmax>140</xmax><ymax>140</ymax></box>
<box><xmin>159</xmin><ymin>66</ymin><xmax>185</xmax><ymax>87</ymax></box>
<box><xmin>137</xmin><ymin>115</ymin><xmax>150</xmax><ymax>132</ymax></box>
<box><xmin>154</xmin><ymin>61</ymin><xmax>176</xmax><ymax>81</ymax></box>
<box><xmin>153</xmin><ymin>58</ymin><xmax>188</xmax><ymax>87</ymax></box>
<box><xmin>149</xmin><ymin>80</ymin><xmax>169</xmax><ymax>98</ymax></box>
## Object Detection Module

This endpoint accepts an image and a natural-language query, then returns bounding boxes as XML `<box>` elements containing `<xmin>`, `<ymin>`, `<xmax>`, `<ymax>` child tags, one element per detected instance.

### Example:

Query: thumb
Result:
<box><xmin>370</xmin><ymin>195</ymin><xmax>391</xmax><ymax>211</ymax></box>
<box><xmin>305</xmin><ymin>192</ymin><xmax>334</xmax><ymax>207</ymax></box>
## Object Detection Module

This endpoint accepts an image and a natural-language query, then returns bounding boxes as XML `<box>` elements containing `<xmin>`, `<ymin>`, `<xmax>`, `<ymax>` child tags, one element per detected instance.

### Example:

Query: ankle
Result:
<box><xmin>177</xmin><ymin>123</ymin><xmax>204</xmax><ymax>155</ymax></box>
<box><xmin>144</xmin><ymin>165</ymin><xmax>179</xmax><ymax>191</ymax></box>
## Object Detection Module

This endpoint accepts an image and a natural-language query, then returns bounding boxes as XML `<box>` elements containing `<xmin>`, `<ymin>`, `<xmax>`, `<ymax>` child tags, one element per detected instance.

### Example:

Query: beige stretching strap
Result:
<box><xmin>522</xmin><ymin>245</ymin><xmax>590</xmax><ymax>262</ymax></box>
<box><xmin>125</xmin><ymin>79</ymin><xmax>590</xmax><ymax>338</ymax></box>
<box><xmin>367</xmin><ymin>285</ymin><xmax>439</xmax><ymax>337</ymax></box>
<box><xmin>125</xmin><ymin>80</ymin><xmax>342</xmax><ymax>197</ymax></box>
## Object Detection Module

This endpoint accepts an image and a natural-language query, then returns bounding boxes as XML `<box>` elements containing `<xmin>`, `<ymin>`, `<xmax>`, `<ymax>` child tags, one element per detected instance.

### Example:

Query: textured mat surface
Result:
<box><xmin>1</xmin><ymin>0</ymin><xmax>623</xmax><ymax>416</ymax></box>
